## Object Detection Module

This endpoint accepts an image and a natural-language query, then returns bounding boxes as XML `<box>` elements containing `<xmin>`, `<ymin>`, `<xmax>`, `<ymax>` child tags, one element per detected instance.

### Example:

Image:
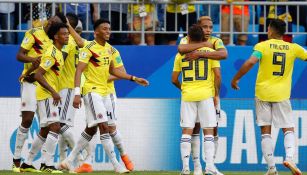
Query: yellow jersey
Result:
<box><xmin>20</xmin><ymin>27</ymin><xmax>52</xmax><ymax>75</ymax></box>
<box><xmin>166</xmin><ymin>0</ymin><xmax>195</xmax><ymax>13</ymax></box>
<box><xmin>79</xmin><ymin>40</ymin><xmax>115</xmax><ymax>96</ymax></box>
<box><xmin>179</xmin><ymin>36</ymin><xmax>225</xmax><ymax>95</ymax></box>
<box><xmin>253</xmin><ymin>39</ymin><xmax>307</xmax><ymax>102</ymax></box>
<box><xmin>173</xmin><ymin>47</ymin><xmax>220</xmax><ymax>101</ymax></box>
<box><xmin>107</xmin><ymin>47</ymin><xmax>124</xmax><ymax>94</ymax></box>
<box><xmin>59</xmin><ymin>35</ymin><xmax>79</xmax><ymax>90</ymax></box>
<box><xmin>129</xmin><ymin>4</ymin><xmax>155</xmax><ymax>14</ymax></box>
<box><xmin>36</xmin><ymin>45</ymin><xmax>64</xmax><ymax>100</ymax></box>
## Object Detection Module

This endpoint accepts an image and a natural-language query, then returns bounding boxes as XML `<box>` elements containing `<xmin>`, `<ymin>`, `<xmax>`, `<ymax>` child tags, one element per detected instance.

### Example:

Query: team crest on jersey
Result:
<box><xmin>52</xmin><ymin>112</ymin><xmax>57</xmax><ymax>117</ymax></box>
<box><xmin>45</xmin><ymin>60</ymin><xmax>52</xmax><ymax>67</ymax></box>
<box><xmin>80</xmin><ymin>52</ymin><xmax>87</xmax><ymax>59</ymax></box>
<box><xmin>97</xmin><ymin>113</ymin><xmax>103</xmax><ymax>119</ymax></box>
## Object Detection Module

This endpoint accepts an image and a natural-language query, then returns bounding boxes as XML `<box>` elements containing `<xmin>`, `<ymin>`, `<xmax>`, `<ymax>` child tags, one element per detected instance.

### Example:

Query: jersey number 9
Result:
<box><xmin>272</xmin><ymin>52</ymin><xmax>286</xmax><ymax>76</ymax></box>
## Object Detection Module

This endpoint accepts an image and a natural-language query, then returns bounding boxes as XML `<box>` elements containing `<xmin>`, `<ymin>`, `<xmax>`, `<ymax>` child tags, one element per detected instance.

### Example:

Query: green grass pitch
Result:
<box><xmin>0</xmin><ymin>171</ymin><xmax>304</xmax><ymax>175</ymax></box>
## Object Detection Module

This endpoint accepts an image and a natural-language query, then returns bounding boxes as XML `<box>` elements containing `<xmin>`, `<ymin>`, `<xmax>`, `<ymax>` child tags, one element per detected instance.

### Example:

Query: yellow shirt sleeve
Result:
<box><xmin>173</xmin><ymin>53</ymin><xmax>182</xmax><ymax>72</ymax></box>
<box><xmin>21</xmin><ymin>31</ymin><xmax>35</xmax><ymax>51</ymax></box>
<box><xmin>213</xmin><ymin>38</ymin><xmax>225</xmax><ymax>50</ymax></box>
<box><xmin>112</xmin><ymin>48</ymin><xmax>124</xmax><ymax>68</ymax></box>
<box><xmin>79</xmin><ymin>47</ymin><xmax>92</xmax><ymax>64</ymax></box>
<box><xmin>40</xmin><ymin>55</ymin><xmax>55</xmax><ymax>71</ymax></box>
<box><xmin>294</xmin><ymin>44</ymin><xmax>307</xmax><ymax>61</ymax></box>
<box><xmin>253</xmin><ymin>42</ymin><xmax>264</xmax><ymax>53</ymax></box>
<box><xmin>211</xmin><ymin>60</ymin><xmax>220</xmax><ymax>68</ymax></box>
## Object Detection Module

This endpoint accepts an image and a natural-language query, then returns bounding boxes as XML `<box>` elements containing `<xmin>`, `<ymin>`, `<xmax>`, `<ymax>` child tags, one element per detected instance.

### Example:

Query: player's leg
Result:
<box><xmin>13</xmin><ymin>82</ymin><xmax>37</xmax><ymax>172</ymax></box>
<box><xmin>38</xmin><ymin>98</ymin><xmax>62</xmax><ymax>173</ymax></box>
<box><xmin>255</xmin><ymin>98</ymin><xmax>277</xmax><ymax>175</ymax></box>
<box><xmin>96</xmin><ymin>93</ymin><xmax>128</xmax><ymax>173</ymax></box>
<box><xmin>191</xmin><ymin>122</ymin><xmax>202</xmax><ymax>175</ymax></box>
<box><xmin>214</xmin><ymin>100</ymin><xmax>221</xmax><ymax>160</ymax></box>
<box><xmin>180</xmin><ymin>101</ymin><xmax>198</xmax><ymax>175</ymax></box>
<box><xmin>199</xmin><ymin>98</ymin><xmax>223</xmax><ymax>175</ymax></box>
<box><xmin>272</xmin><ymin>100</ymin><xmax>301</xmax><ymax>175</ymax></box>
<box><xmin>105</xmin><ymin>93</ymin><xmax>134</xmax><ymax>171</ymax></box>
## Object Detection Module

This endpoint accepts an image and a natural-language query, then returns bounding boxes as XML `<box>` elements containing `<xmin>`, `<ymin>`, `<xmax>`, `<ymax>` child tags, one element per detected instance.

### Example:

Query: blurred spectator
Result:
<box><xmin>258</xmin><ymin>0</ymin><xmax>293</xmax><ymax>42</ymax></box>
<box><xmin>200</xmin><ymin>0</ymin><xmax>222</xmax><ymax>24</ymax></box>
<box><xmin>0</xmin><ymin>3</ymin><xmax>16</xmax><ymax>44</ymax></box>
<box><xmin>166</xmin><ymin>0</ymin><xmax>197</xmax><ymax>45</ymax></box>
<box><xmin>31</xmin><ymin>3</ymin><xmax>52</xmax><ymax>28</ymax></box>
<box><xmin>62</xmin><ymin>3</ymin><xmax>94</xmax><ymax>40</ymax></box>
<box><xmin>221</xmin><ymin>0</ymin><xmax>250</xmax><ymax>45</ymax></box>
<box><xmin>99</xmin><ymin>2</ymin><xmax>130</xmax><ymax>45</ymax></box>
<box><xmin>128</xmin><ymin>2</ymin><xmax>158</xmax><ymax>45</ymax></box>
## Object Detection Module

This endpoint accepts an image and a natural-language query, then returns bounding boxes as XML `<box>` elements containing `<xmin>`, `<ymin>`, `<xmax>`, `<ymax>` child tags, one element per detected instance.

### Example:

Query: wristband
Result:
<box><xmin>130</xmin><ymin>75</ymin><xmax>136</xmax><ymax>81</ymax></box>
<box><xmin>74</xmin><ymin>87</ymin><xmax>81</xmax><ymax>95</ymax></box>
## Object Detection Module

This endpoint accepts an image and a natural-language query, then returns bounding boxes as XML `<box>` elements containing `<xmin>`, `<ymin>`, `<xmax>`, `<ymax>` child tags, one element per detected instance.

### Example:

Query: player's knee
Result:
<box><xmin>48</xmin><ymin>122</ymin><xmax>61</xmax><ymax>134</ymax></box>
<box><xmin>21</xmin><ymin>112</ymin><xmax>35</xmax><ymax>128</ymax></box>
<box><xmin>193</xmin><ymin>123</ymin><xmax>201</xmax><ymax>134</ymax></box>
<box><xmin>108</xmin><ymin>125</ymin><xmax>117</xmax><ymax>134</ymax></box>
<box><xmin>98</xmin><ymin>122</ymin><xmax>109</xmax><ymax>134</ymax></box>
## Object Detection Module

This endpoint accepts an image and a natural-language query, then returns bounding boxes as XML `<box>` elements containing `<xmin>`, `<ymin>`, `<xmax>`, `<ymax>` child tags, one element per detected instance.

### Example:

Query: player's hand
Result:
<box><xmin>73</xmin><ymin>95</ymin><xmax>82</xmax><ymax>109</ymax></box>
<box><xmin>231</xmin><ymin>79</ymin><xmax>240</xmax><ymax>90</ymax></box>
<box><xmin>19</xmin><ymin>74</ymin><xmax>26</xmax><ymax>82</ymax></box>
<box><xmin>135</xmin><ymin>77</ymin><xmax>149</xmax><ymax>86</ymax></box>
<box><xmin>32</xmin><ymin>56</ymin><xmax>41</xmax><ymax>69</ymax></box>
<box><xmin>51</xmin><ymin>92</ymin><xmax>61</xmax><ymax>106</ymax></box>
<box><xmin>185</xmin><ymin>51</ymin><xmax>201</xmax><ymax>61</ymax></box>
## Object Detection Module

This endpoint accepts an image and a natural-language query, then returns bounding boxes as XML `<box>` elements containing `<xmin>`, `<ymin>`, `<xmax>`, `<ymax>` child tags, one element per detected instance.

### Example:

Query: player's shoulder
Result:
<box><xmin>84</xmin><ymin>40</ymin><xmax>96</xmax><ymax>49</ymax></box>
<box><xmin>27</xmin><ymin>27</ymin><xmax>44</xmax><ymax>35</ymax></box>
<box><xmin>110</xmin><ymin>46</ymin><xmax>119</xmax><ymax>55</ymax></box>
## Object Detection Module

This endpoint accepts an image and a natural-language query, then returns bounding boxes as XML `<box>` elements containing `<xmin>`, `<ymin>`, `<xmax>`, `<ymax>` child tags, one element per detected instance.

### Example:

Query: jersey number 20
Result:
<box><xmin>182</xmin><ymin>58</ymin><xmax>208</xmax><ymax>81</ymax></box>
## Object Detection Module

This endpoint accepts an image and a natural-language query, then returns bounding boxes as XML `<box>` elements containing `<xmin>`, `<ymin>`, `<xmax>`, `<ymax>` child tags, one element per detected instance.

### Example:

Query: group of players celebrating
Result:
<box><xmin>10</xmin><ymin>10</ymin><xmax>306</xmax><ymax>175</ymax></box>
<box><xmin>12</xmin><ymin>12</ymin><xmax>148</xmax><ymax>174</ymax></box>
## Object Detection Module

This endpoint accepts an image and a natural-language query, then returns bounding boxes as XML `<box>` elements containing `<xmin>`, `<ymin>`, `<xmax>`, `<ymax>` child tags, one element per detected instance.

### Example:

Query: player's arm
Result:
<box><xmin>34</xmin><ymin>66</ymin><xmax>61</xmax><ymax>105</ymax></box>
<box><xmin>185</xmin><ymin>48</ymin><xmax>227</xmax><ymax>61</ymax></box>
<box><xmin>66</xmin><ymin>19</ymin><xmax>85</xmax><ymax>48</ymax></box>
<box><xmin>73</xmin><ymin>62</ymin><xmax>87</xmax><ymax>109</ymax></box>
<box><xmin>171</xmin><ymin>71</ymin><xmax>181</xmax><ymax>90</ymax></box>
<box><xmin>178</xmin><ymin>41</ymin><xmax>213</xmax><ymax>54</ymax></box>
<box><xmin>231</xmin><ymin>55</ymin><xmax>259</xmax><ymax>90</ymax></box>
<box><xmin>108</xmin><ymin>66</ymin><xmax>126</xmax><ymax>82</ymax></box>
<box><xmin>109</xmin><ymin>60</ymin><xmax>149</xmax><ymax>86</ymax></box>
<box><xmin>213</xmin><ymin>67</ymin><xmax>221</xmax><ymax>107</ymax></box>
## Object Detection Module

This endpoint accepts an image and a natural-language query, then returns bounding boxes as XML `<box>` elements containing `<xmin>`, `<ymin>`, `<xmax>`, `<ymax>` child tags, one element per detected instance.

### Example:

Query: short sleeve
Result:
<box><xmin>21</xmin><ymin>31</ymin><xmax>35</xmax><ymax>51</ymax></box>
<box><xmin>179</xmin><ymin>36</ymin><xmax>189</xmax><ymax>45</ymax></box>
<box><xmin>78</xmin><ymin>47</ymin><xmax>92</xmax><ymax>64</ymax></box>
<box><xmin>211</xmin><ymin>60</ymin><xmax>220</xmax><ymax>68</ymax></box>
<box><xmin>40</xmin><ymin>55</ymin><xmax>55</xmax><ymax>71</ymax></box>
<box><xmin>173</xmin><ymin>53</ymin><xmax>182</xmax><ymax>72</ymax></box>
<box><xmin>294</xmin><ymin>44</ymin><xmax>307</xmax><ymax>61</ymax></box>
<box><xmin>213</xmin><ymin>38</ymin><xmax>225</xmax><ymax>50</ymax></box>
<box><xmin>112</xmin><ymin>48</ymin><xmax>124</xmax><ymax>68</ymax></box>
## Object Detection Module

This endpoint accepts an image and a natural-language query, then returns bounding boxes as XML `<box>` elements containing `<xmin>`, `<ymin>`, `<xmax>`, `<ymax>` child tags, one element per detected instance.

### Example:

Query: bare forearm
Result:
<box><xmin>74</xmin><ymin>70</ymin><xmax>82</xmax><ymax>87</ymax></box>
<box><xmin>214</xmin><ymin>77</ymin><xmax>221</xmax><ymax>96</ymax></box>
<box><xmin>233</xmin><ymin>61</ymin><xmax>254</xmax><ymax>81</ymax></box>
<box><xmin>202</xmin><ymin>50</ymin><xmax>227</xmax><ymax>60</ymax></box>
<box><xmin>16</xmin><ymin>53</ymin><xmax>36</xmax><ymax>63</ymax></box>
<box><xmin>35</xmin><ymin>75</ymin><xmax>56</xmax><ymax>93</ymax></box>
<box><xmin>172</xmin><ymin>81</ymin><xmax>181</xmax><ymax>90</ymax></box>
<box><xmin>68</xmin><ymin>25</ymin><xmax>84</xmax><ymax>48</ymax></box>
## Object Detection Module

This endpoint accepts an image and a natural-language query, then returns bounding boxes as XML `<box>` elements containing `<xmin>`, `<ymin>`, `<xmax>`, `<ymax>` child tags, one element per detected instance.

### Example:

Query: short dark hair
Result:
<box><xmin>93</xmin><ymin>19</ymin><xmax>110</xmax><ymax>31</ymax></box>
<box><xmin>55</xmin><ymin>12</ymin><xmax>67</xmax><ymax>24</ymax></box>
<box><xmin>188</xmin><ymin>24</ymin><xmax>204</xmax><ymax>42</ymax></box>
<box><xmin>269</xmin><ymin>19</ymin><xmax>286</xmax><ymax>36</ymax></box>
<box><xmin>66</xmin><ymin>13</ymin><xmax>79</xmax><ymax>29</ymax></box>
<box><xmin>47</xmin><ymin>22</ymin><xmax>68</xmax><ymax>40</ymax></box>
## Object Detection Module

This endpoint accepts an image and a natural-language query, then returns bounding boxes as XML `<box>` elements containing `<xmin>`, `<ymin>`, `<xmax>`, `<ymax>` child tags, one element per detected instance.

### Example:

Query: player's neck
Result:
<box><xmin>270</xmin><ymin>35</ymin><xmax>283</xmax><ymax>40</ymax></box>
<box><xmin>54</xmin><ymin>42</ymin><xmax>63</xmax><ymax>51</ymax></box>
<box><xmin>95</xmin><ymin>38</ymin><xmax>106</xmax><ymax>46</ymax></box>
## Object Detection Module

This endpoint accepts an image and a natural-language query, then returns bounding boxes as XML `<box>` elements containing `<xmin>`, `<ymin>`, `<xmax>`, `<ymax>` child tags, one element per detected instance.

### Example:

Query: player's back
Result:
<box><xmin>254</xmin><ymin>39</ymin><xmax>306</xmax><ymax>101</ymax></box>
<box><xmin>174</xmin><ymin>47</ymin><xmax>220</xmax><ymax>102</ymax></box>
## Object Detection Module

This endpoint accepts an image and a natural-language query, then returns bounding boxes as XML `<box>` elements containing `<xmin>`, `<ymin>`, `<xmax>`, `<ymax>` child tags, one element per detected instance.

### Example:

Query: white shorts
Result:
<box><xmin>83</xmin><ymin>92</ymin><xmax>108</xmax><ymax>128</ymax></box>
<box><xmin>37</xmin><ymin>98</ymin><xmax>60</xmax><ymax>128</ymax></box>
<box><xmin>180</xmin><ymin>98</ymin><xmax>217</xmax><ymax>128</ymax></box>
<box><xmin>20</xmin><ymin>82</ymin><xmax>37</xmax><ymax>112</ymax></box>
<box><xmin>255</xmin><ymin>98</ymin><xmax>294</xmax><ymax>128</ymax></box>
<box><xmin>105</xmin><ymin>93</ymin><xmax>118</xmax><ymax>126</ymax></box>
<box><xmin>59</xmin><ymin>89</ymin><xmax>76</xmax><ymax>127</ymax></box>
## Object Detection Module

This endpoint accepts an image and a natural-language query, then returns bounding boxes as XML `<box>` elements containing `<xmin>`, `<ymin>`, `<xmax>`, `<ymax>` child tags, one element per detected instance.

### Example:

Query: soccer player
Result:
<box><xmin>20</xmin><ymin>22</ymin><xmax>69</xmax><ymax>173</ymax></box>
<box><xmin>60</xmin><ymin>19</ymin><xmax>149</xmax><ymax>173</ymax></box>
<box><xmin>231</xmin><ymin>19</ymin><xmax>306</xmax><ymax>175</ymax></box>
<box><xmin>177</xmin><ymin>16</ymin><xmax>227</xmax><ymax>175</ymax></box>
<box><xmin>13</xmin><ymin>13</ymin><xmax>67</xmax><ymax>173</ymax></box>
<box><xmin>172</xmin><ymin>24</ymin><xmax>223</xmax><ymax>175</ymax></box>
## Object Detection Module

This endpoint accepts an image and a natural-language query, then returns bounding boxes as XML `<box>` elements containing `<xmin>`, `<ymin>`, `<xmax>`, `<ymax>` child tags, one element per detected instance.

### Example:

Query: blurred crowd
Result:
<box><xmin>0</xmin><ymin>0</ymin><xmax>306</xmax><ymax>45</ymax></box>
